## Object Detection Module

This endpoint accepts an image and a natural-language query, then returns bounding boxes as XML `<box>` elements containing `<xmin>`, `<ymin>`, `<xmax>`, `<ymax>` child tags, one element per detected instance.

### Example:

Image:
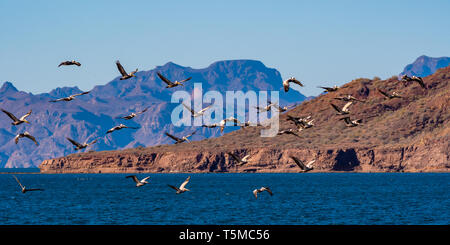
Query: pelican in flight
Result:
<box><xmin>283</xmin><ymin>77</ymin><xmax>304</xmax><ymax>92</ymax></box>
<box><xmin>318</xmin><ymin>85</ymin><xmax>339</xmax><ymax>92</ymax></box>
<box><xmin>182</xmin><ymin>103</ymin><xmax>213</xmax><ymax>117</ymax></box>
<box><xmin>290</xmin><ymin>156</ymin><xmax>315</xmax><ymax>172</ymax></box>
<box><xmin>168</xmin><ymin>176</ymin><xmax>191</xmax><ymax>194</ymax></box>
<box><xmin>165</xmin><ymin>130</ymin><xmax>197</xmax><ymax>144</ymax></box>
<box><xmin>1</xmin><ymin>109</ymin><xmax>32</xmax><ymax>125</ymax></box>
<box><xmin>106</xmin><ymin>124</ymin><xmax>139</xmax><ymax>134</ymax></box>
<box><xmin>126</xmin><ymin>175</ymin><xmax>150</xmax><ymax>187</ymax></box>
<box><xmin>253</xmin><ymin>187</ymin><xmax>273</xmax><ymax>199</ymax></box>
<box><xmin>49</xmin><ymin>91</ymin><xmax>90</xmax><ymax>102</ymax></box>
<box><xmin>239</xmin><ymin>121</ymin><xmax>264</xmax><ymax>128</ymax></box>
<box><xmin>254</xmin><ymin>102</ymin><xmax>278</xmax><ymax>113</ymax></box>
<box><xmin>117</xmin><ymin>107</ymin><xmax>150</xmax><ymax>120</ymax></box>
<box><xmin>58</xmin><ymin>60</ymin><xmax>81</xmax><ymax>67</ymax></box>
<box><xmin>330</xmin><ymin>101</ymin><xmax>352</xmax><ymax>115</ymax></box>
<box><xmin>287</xmin><ymin>115</ymin><xmax>314</xmax><ymax>130</ymax></box>
<box><xmin>401</xmin><ymin>75</ymin><xmax>426</xmax><ymax>88</ymax></box>
<box><xmin>228</xmin><ymin>152</ymin><xmax>250</xmax><ymax>166</ymax></box>
<box><xmin>66</xmin><ymin>137</ymin><xmax>98</xmax><ymax>151</ymax></box>
<box><xmin>377</xmin><ymin>88</ymin><xmax>402</xmax><ymax>99</ymax></box>
<box><xmin>274</xmin><ymin>103</ymin><xmax>297</xmax><ymax>113</ymax></box>
<box><xmin>15</xmin><ymin>132</ymin><xmax>39</xmax><ymax>146</ymax></box>
<box><xmin>219</xmin><ymin>117</ymin><xmax>241</xmax><ymax>133</ymax></box>
<box><xmin>116</xmin><ymin>60</ymin><xmax>138</xmax><ymax>80</ymax></box>
<box><xmin>157</xmin><ymin>72</ymin><xmax>192</xmax><ymax>88</ymax></box>
<box><xmin>334</xmin><ymin>95</ymin><xmax>365</xmax><ymax>103</ymax></box>
<box><xmin>12</xmin><ymin>175</ymin><xmax>44</xmax><ymax>193</ymax></box>
<box><xmin>277</xmin><ymin>128</ymin><xmax>301</xmax><ymax>138</ymax></box>
<box><xmin>340</xmin><ymin>116</ymin><xmax>362</xmax><ymax>127</ymax></box>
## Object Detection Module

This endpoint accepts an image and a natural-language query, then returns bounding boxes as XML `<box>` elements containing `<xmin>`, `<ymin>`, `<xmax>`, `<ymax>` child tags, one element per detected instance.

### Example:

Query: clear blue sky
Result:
<box><xmin>0</xmin><ymin>0</ymin><xmax>449</xmax><ymax>96</ymax></box>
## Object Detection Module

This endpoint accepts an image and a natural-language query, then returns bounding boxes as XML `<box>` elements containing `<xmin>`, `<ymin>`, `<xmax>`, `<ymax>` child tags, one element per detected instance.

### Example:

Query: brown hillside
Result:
<box><xmin>39</xmin><ymin>66</ymin><xmax>450</xmax><ymax>173</ymax></box>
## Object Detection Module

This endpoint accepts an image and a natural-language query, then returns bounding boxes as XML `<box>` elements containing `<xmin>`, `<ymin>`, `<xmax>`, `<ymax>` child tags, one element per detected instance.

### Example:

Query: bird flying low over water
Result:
<box><xmin>117</xmin><ymin>107</ymin><xmax>150</xmax><ymax>120</ymax></box>
<box><xmin>330</xmin><ymin>102</ymin><xmax>352</xmax><ymax>115</ymax></box>
<box><xmin>228</xmin><ymin>152</ymin><xmax>250</xmax><ymax>166</ymax></box>
<box><xmin>339</xmin><ymin>116</ymin><xmax>362</xmax><ymax>127</ymax></box>
<box><xmin>58</xmin><ymin>60</ymin><xmax>81</xmax><ymax>67</ymax></box>
<box><xmin>290</xmin><ymin>156</ymin><xmax>315</xmax><ymax>172</ymax></box>
<box><xmin>283</xmin><ymin>77</ymin><xmax>304</xmax><ymax>92</ymax></box>
<box><xmin>49</xmin><ymin>91</ymin><xmax>90</xmax><ymax>103</ymax></box>
<box><xmin>168</xmin><ymin>176</ymin><xmax>191</xmax><ymax>194</ymax></box>
<box><xmin>253</xmin><ymin>187</ymin><xmax>273</xmax><ymax>199</ymax></box>
<box><xmin>106</xmin><ymin>124</ymin><xmax>139</xmax><ymax>134</ymax></box>
<box><xmin>116</xmin><ymin>60</ymin><xmax>138</xmax><ymax>80</ymax></box>
<box><xmin>1</xmin><ymin>109</ymin><xmax>32</xmax><ymax>125</ymax></box>
<box><xmin>15</xmin><ymin>132</ymin><xmax>39</xmax><ymax>146</ymax></box>
<box><xmin>157</xmin><ymin>72</ymin><xmax>192</xmax><ymax>88</ymax></box>
<box><xmin>12</xmin><ymin>175</ymin><xmax>44</xmax><ymax>193</ymax></box>
<box><xmin>165</xmin><ymin>130</ymin><xmax>197</xmax><ymax>144</ymax></box>
<box><xmin>334</xmin><ymin>95</ymin><xmax>365</xmax><ymax>103</ymax></box>
<box><xmin>377</xmin><ymin>88</ymin><xmax>402</xmax><ymax>99</ymax></box>
<box><xmin>182</xmin><ymin>103</ymin><xmax>213</xmax><ymax>117</ymax></box>
<box><xmin>401</xmin><ymin>75</ymin><xmax>426</xmax><ymax>88</ymax></box>
<box><xmin>318</xmin><ymin>85</ymin><xmax>339</xmax><ymax>92</ymax></box>
<box><xmin>66</xmin><ymin>137</ymin><xmax>98</xmax><ymax>151</ymax></box>
<box><xmin>126</xmin><ymin>175</ymin><xmax>150</xmax><ymax>187</ymax></box>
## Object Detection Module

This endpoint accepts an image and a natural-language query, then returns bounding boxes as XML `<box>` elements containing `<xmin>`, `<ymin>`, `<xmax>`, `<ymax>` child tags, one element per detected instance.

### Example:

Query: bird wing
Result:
<box><xmin>157</xmin><ymin>72</ymin><xmax>173</xmax><ymax>85</ymax></box>
<box><xmin>1</xmin><ymin>109</ymin><xmax>19</xmax><ymax>122</ymax></box>
<box><xmin>290</xmin><ymin>156</ymin><xmax>306</xmax><ymax>170</ymax></box>
<box><xmin>14</xmin><ymin>134</ymin><xmax>20</xmax><ymax>144</ymax></box>
<box><xmin>179</xmin><ymin>77</ymin><xmax>192</xmax><ymax>83</ymax></box>
<box><xmin>19</xmin><ymin>110</ymin><xmax>32</xmax><ymax>120</ymax></box>
<box><xmin>26</xmin><ymin>188</ymin><xmax>44</xmax><ymax>192</ymax></box>
<box><xmin>12</xmin><ymin>175</ymin><xmax>24</xmax><ymax>189</ymax></box>
<box><xmin>413</xmin><ymin>76</ymin><xmax>425</xmax><ymax>88</ymax></box>
<box><xmin>87</xmin><ymin>139</ymin><xmax>98</xmax><ymax>146</ymax></box>
<box><xmin>241</xmin><ymin>155</ymin><xmax>250</xmax><ymax>162</ymax></box>
<box><xmin>228</xmin><ymin>152</ymin><xmax>242</xmax><ymax>163</ymax></box>
<box><xmin>141</xmin><ymin>176</ymin><xmax>150</xmax><ymax>182</ymax></box>
<box><xmin>253</xmin><ymin>189</ymin><xmax>258</xmax><ymax>199</ymax></box>
<box><xmin>185</xmin><ymin>130</ymin><xmax>197</xmax><ymax>138</ymax></box>
<box><xmin>66</xmin><ymin>138</ymin><xmax>83</xmax><ymax>148</ymax></box>
<box><xmin>182</xmin><ymin>103</ymin><xmax>196</xmax><ymax>115</ymax></box>
<box><xmin>265</xmin><ymin>187</ymin><xmax>273</xmax><ymax>195</ymax></box>
<box><xmin>290</xmin><ymin>79</ymin><xmax>304</xmax><ymax>87</ymax></box>
<box><xmin>340</xmin><ymin>117</ymin><xmax>352</xmax><ymax>124</ymax></box>
<box><xmin>130</xmin><ymin>68</ymin><xmax>138</xmax><ymax>75</ymax></box>
<box><xmin>72</xmin><ymin>91</ymin><xmax>90</xmax><ymax>97</ymax></box>
<box><xmin>165</xmin><ymin>132</ymin><xmax>182</xmax><ymax>142</ymax></box>
<box><xmin>168</xmin><ymin>184</ymin><xmax>180</xmax><ymax>192</ymax></box>
<box><xmin>24</xmin><ymin>133</ymin><xmax>38</xmax><ymax>145</ymax></box>
<box><xmin>138</xmin><ymin>107</ymin><xmax>150</xmax><ymax>114</ymax></box>
<box><xmin>126</xmin><ymin>175</ymin><xmax>140</xmax><ymax>184</ymax></box>
<box><xmin>306</xmin><ymin>160</ymin><xmax>316</xmax><ymax>168</ymax></box>
<box><xmin>58</xmin><ymin>61</ymin><xmax>68</xmax><ymax>67</ymax></box>
<box><xmin>283</xmin><ymin>81</ymin><xmax>289</xmax><ymax>92</ymax></box>
<box><xmin>179</xmin><ymin>176</ymin><xmax>190</xmax><ymax>189</ymax></box>
<box><xmin>198</xmin><ymin>105</ymin><xmax>213</xmax><ymax>114</ymax></box>
<box><xmin>330</xmin><ymin>103</ymin><xmax>342</xmax><ymax>113</ymax></box>
<box><xmin>377</xmin><ymin>88</ymin><xmax>390</xmax><ymax>98</ymax></box>
<box><xmin>342</xmin><ymin>102</ymin><xmax>353</xmax><ymax>112</ymax></box>
<box><xmin>116</xmin><ymin>61</ymin><xmax>128</xmax><ymax>76</ymax></box>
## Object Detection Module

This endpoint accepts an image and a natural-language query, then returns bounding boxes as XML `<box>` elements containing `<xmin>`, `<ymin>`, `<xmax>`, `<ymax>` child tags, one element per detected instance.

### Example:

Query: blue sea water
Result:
<box><xmin>0</xmin><ymin>172</ymin><xmax>448</xmax><ymax>225</ymax></box>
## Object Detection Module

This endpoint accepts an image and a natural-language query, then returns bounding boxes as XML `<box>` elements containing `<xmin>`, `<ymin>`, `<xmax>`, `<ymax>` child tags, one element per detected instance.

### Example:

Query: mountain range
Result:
<box><xmin>0</xmin><ymin>60</ymin><xmax>305</xmax><ymax>167</ymax></box>
<box><xmin>400</xmin><ymin>55</ymin><xmax>450</xmax><ymax>77</ymax></box>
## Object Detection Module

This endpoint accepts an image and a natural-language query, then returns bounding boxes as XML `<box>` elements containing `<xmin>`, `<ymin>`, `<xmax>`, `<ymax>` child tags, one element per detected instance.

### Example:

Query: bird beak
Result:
<box><xmin>24</xmin><ymin>120</ymin><xmax>30</xmax><ymax>124</ymax></box>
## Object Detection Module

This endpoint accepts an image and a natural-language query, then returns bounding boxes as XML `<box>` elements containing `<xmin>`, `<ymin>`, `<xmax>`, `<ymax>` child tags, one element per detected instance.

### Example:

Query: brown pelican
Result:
<box><xmin>12</xmin><ymin>175</ymin><xmax>44</xmax><ymax>193</ymax></box>
<box><xmin>253</xmin><ymin>187</ymin><xmax>273</xmax><ymax>199</ymax></box>
<box><xmin>334</xmin><ymin>95</ymin><xmax>365</xmax><ymax>103</ymax></box>
<box><xmin>116</xmin><ymin>60</ymin><xmax>138</xmax><ymax>80</ymax></box>
<box><xmin>228</xmin><ymin>152</ymin><xmax>250</xmax><ymax>166</ymax></box>
<box><xmin>283</xmin><ymin>77</ymin><xmax>304</xmax><ymax>92</ymax></box>
<box><xmin>1</xmin><ymin>109</ymin><xmax>32</xmax><ymax>125</ymax></box>
<box><xmin>106</xmin><ymin>124</ymin><xmax>139</xmax><ymax>134</ymax></box>
<box><xmin>66</xmin><ymin>137</ymin><xmax>97</xmax><ymax>151</ymax></box>
<box><xmin>377</xmin><ymin>88</ymin><xmax>402</xmax><ymax>99</ymax></box>
<box><xmin>182</xmin><ymin>103</ymin><xmax>213</xmax><ymax>117</ymax></box>
<box><xmin>165</xmin><ymin>130</ymin><xmax>197</xmax><ymax>144</ymax></box>
<box><xmin>168</xmin><ymin>176</ymin><xmax>191</xmax><ymax>194</ymax></box>
<box><xmin>297</xmin><ymin>119</ymin><xmax>314</xmax><ymax>131</ymax></box>
<box><xmin>290</xmin><ymin>156</ymin><xmax>315</xmax><ymax>172</ymax></box>
<box><xmin>157</xmin><ymin>72</ymin><xmax>192</xmax><ymax>88</ymax></box>
<box><xmin>330</xmin><ymin>101</ymin><xmax>352</xmax><ymax>115</ymax></box>
<box><xmin>239</xmin><ymin>121</ymin><xmax>264</xmax><ymax>128</ymax></box>
<box><xmin>117</xmin><ymin>107</ymin><xmax>150</xmax><ymax>120</ymax></box>
<box><xmin>254</xmin><ymin>102</ymin><xmax>278</xmax><ymax>113</ymax></box>
<box><xmin>318</xmin><ymin>85</ymin><xmax>339</xmax><ymax>92</ymax></box>
<box><xmin>58</xmin><ymin>60</ymin><xmax>81</xmax><ymax>67</ymax></box>
<box><xmin>287</xmin><ymin>115</ymin><xmax>311</xmax><ymax>125</ymax></box>
<box><xmin>401</xmin><ymin>75</ymin><xmax>426</xmax><ymax>88</ymax></box>
<box><xmin>339</xmin><ymin>116</ymin><xmax>362</xmax><ymax>127</ymax></box>
<box><xmin>126</xmin><ymin>175</ymin><xmax>150</xmax><ymax>187</ymax></box>
<box><xmin>202</xmin><ymin>123</ymin><xmax>220</xmax><ymax>128</ymax></box>
<box><xmin>15</xmin><ymin>132</ymin><xmax>39</xmax><ymax>146</ymax></box>
<box><xmin>219</xmin><ymin>117</ymin><xmax>241</xmax><ymax>133</ymax></box>
<box><xmin>274</xmin><ymin>103</ymin><xmax>297</xmax><ymax>113</ymax></box>
<box><xmin>277</xmin><ymin>128</ymin><xmax>301</xmax><ymax>138</ymax></box>
<box><xmin>49</xmin><ymin>91</ymin><xmax>90</xmax><ymax>102</ymax></box>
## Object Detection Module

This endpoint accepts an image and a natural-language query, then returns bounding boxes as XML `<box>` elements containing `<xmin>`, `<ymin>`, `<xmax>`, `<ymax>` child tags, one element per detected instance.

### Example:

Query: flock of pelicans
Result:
<box><xmin>4</xmin><ymin>59</ymin><xmax>427</xmax><ymax>198</ymax></box>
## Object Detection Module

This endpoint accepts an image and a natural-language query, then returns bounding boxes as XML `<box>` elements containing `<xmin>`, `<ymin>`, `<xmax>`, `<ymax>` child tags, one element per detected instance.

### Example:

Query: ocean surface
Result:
<box><xmin>0</xmin><ymin>171</ymin><xmax>448</xmax><ymax>225</ymax></box>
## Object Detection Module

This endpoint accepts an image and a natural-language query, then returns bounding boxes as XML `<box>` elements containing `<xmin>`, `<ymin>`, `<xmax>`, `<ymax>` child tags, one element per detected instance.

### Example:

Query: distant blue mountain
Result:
<box><xmin>400</xmin><ymin>55</ymin><xmax>450</xmax><ymax>77</ymax></box>
<box><xmin>0</xmin><ymin>60</ymin><xmax>306</xmax><ymax>167</ymax></box>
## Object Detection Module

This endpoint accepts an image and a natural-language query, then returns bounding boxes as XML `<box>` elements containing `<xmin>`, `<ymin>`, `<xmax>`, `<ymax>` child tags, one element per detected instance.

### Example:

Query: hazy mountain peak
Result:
<box><xmin>400</xmin><ymin>55</ymin><xmax>450</xmax><ymax>77</ymax></box>
<box><xmin>0</xmin><ymin>81</ymin><xmax>19</xmax><ymax>94</ymax></box>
